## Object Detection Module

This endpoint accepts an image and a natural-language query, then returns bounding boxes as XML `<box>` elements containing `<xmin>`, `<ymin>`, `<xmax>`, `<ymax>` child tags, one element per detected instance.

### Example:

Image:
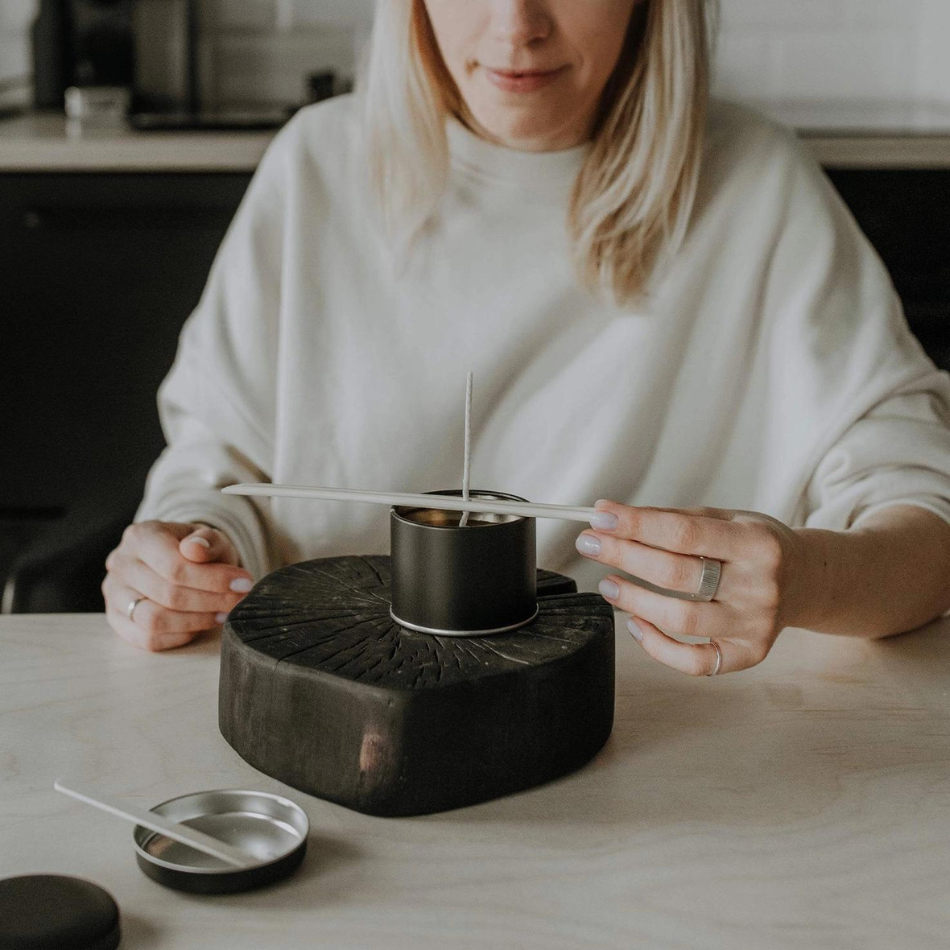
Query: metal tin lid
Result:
<box><xmin>133</xmin><ymin>789</ymin><xmax>309</xmax><ymax>895</ymax></box>
<box><xmin>0</xmin><ymin>874</ymin><xmax>121</xmax><ymax>950</ymax></box>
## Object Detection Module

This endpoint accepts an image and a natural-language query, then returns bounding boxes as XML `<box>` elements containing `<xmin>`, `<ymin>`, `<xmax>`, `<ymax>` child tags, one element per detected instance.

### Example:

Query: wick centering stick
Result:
<box><xmin>222</xmin><ymin>484</ymin><xmax>598</xmax><ymax>523</ymax></box>
<box><xmin>53</xmin><ymin>780</ymin><xmax>256</xmax><ymax>868</ymax></box>
<box><xmin>459</xmin><ymin>372</ymin><xmax>474</xmax><ymax>527</ymax></box>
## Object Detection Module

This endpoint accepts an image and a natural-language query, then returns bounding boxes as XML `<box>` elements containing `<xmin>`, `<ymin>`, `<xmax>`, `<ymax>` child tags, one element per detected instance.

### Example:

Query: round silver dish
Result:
<box><xmin>133</xmin><ymin>789</ymin><xmax>308</xmax><ymax>894</ymax></box>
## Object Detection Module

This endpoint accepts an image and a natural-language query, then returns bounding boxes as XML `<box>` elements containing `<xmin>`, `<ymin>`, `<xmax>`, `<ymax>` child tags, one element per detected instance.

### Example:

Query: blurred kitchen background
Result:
<box><xmin>1</xmin><ymin>0</ymin><xmax>948</xmax><ymax>120</ymax></box>
<box><xmin>0</xmin><ymin>0</ymin><xmax>369</xmax><ymax>118</ymax></box>
<box><xmin>1</xmin><ymin>0</ymin><xmax>949</xmax><ymax>614</ymax></box>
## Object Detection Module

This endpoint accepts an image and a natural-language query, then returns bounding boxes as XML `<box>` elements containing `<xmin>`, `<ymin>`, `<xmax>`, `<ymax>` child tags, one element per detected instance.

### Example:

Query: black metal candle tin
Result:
<box><xmin>389</xmin><ymin>489</ymin><xmax>538</xmax><ymax>636</ymax></box>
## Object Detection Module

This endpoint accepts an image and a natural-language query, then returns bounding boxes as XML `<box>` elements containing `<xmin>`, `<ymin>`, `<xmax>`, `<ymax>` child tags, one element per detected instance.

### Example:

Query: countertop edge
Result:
<box><xmin>2</xmin><ymin>129</ymin><xmax>950</xmax><ymax>172</ymax></box>
<box><xmin>806</xmin><ymin>135</ymin><xmax>950</xmax><ymax>169</ymax></box>
<box><xmin>0</xmin><ymin>135</ymin><xmax>273</xmax><ymax>172</ymax></box>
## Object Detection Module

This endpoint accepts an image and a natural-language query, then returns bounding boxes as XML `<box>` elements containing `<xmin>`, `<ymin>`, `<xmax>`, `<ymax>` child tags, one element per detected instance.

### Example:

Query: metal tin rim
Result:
<box><xmin>391</xmin><ymin>490</ymin><xmax>529</xmax><ymax>528</ymax></box>
<box><xmin>132</xmin><ymin>789</ymin><xmax>309</xmax><ymax>875</ymax></box>
<box><xmin>390</xmin><ymin>604</ymin><xmax>539</xmax><ymax>637</ymax></box>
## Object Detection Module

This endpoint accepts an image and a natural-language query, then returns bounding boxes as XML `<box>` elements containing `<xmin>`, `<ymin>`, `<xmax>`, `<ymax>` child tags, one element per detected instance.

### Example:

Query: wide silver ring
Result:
<box><xmin>707</xmin><ymin>639</ymin><xmax>723</xmax><ymax>676</ymax></box>
<box><xmin>127</xmin><ymin>595</ymin><xmax>147</xmax><ymax>621</ymax></box>
<box><xmin>693</xmin><ymin>556</ymin><xmax>722</xmax><ymax>602</ymax></box>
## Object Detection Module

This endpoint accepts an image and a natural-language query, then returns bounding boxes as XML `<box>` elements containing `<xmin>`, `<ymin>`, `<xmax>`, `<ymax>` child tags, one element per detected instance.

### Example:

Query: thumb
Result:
<box><xmin>179</xmin><ymin>524</ymin><xmax>239</xmax><ymax>565</ymax></box>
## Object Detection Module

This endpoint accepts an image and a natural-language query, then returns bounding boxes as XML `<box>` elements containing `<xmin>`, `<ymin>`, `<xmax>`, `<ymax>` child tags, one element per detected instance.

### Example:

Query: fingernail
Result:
<box><xmin>626</xmin><ymin>617</ymin><xmax>644</xmax><ymax>642</ymax></box>
<box><xmin>590</xmin><ymin>512</ymin><xmax>619</xmax><ymax>531</ymax></box>
<box><xmin>188</xmin><ymin>536</ymin><xmax>211</xmax><ymax>549</ymax></box>
<box><xmin>598</xmin><ymin>578</ymin><xmax>620</xmax><ymax>601</ymax></box>
<box><xmin>215</xmin><ymin>612</ymin><xmax>229</xmax><ymax>624</ymax></box>
<box><xmin>575</xmin><ymin>534</ymin><xmax>601</xmax><ymax>557</ymax></box>
<box><xmin>230</xmin><ymin>578</ymin><xmax>253</xmax><ymax>593</ymax></box>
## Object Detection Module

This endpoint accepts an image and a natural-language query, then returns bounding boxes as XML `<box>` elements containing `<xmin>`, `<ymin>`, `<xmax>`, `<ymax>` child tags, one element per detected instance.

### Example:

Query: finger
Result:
<box><xmin>107</xmin><ymin>604</ymin><xmax>199</xmax><ymax>652</ymax></box>
<box><xmin>592</xmin><ymin>499</ymin><xmax>745</xmax><ymax>560</ymax></box>
<box><xmin>128</xmin><ymin>592</ymin><xmax>224</xmax><ymax>638</ymax></box>
<box><xmin>103</xmin><ymin>573</ymin><xmax>197</xmax><ymax>652</ymax></box>
<box><xmin>642</xmin><ymin>504</ymin><xmax>738</xmax><ymax>521</ymax></box>
<box><xmin>103</xmin><ymin>575</ymin><xmax>222</xmax><ymax>652</ymax></box>
<box><xmin>108</xmin><ymin>550</ymin><xmax>245</xmax><ymax>614</ymax></box>
<box><xmin>626</xmin><ymin>615</ymin><xmax>763</xmax><ymax>676</ymax></box>
<box><xmin>125</xmin><ymin>522</ymin><xmax>252</xmax><ymax>595</ymax></box>
<box><xmin>598</xmin><ymin>574</ymin><xmax>727</xmax><ymax>639</ymax></box>
<box><xmin>179</xmin><ymin>524</ymin><xmax>240</xmax><ymax>566</ymax></box>
<box><xmin>577</xmin><ymin>531</ymin><xmax>725</xmax><ymax>599</ymax></box>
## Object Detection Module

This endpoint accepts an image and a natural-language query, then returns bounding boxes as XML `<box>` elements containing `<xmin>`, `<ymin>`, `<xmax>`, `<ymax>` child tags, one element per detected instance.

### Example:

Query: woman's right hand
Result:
<box><xmin>102</xmin><ymin>521</ymin><xmax>254</xmax><ymax>652</ymax></box>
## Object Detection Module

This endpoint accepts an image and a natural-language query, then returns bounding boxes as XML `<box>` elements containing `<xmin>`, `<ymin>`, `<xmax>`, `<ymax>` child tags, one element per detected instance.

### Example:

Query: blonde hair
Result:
<box><xmin>361</xmin><ymin>0</ymin><xmax>717</xmax><ymax>306</ymax></box>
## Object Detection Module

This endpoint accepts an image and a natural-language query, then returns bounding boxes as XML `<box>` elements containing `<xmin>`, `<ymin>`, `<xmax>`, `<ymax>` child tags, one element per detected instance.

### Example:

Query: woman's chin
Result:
<box><xmin>465</xmin><ymin>106</ymin><xmax>580</xmax><ymax>152</ymax></box>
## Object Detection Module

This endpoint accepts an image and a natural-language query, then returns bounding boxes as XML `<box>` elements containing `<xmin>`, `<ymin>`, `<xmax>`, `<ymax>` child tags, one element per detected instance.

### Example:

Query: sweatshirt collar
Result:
<box><xmin>446</xmin><ymin>115</ymin><xmax>589</xmax><ymax>189</ymax></box>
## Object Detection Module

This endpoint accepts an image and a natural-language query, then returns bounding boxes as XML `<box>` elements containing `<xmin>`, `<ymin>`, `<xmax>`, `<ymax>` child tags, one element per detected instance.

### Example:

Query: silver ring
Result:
<box><xmin>127</xmin><ymin>595</ymin><xmax>146</xmax><ymax>621</ymax></box>
<box><xmin>707</xmin><ymin>639</ymin><xmax>723</xmax><ymax>676</ymax></box>
<box><xmin>693</xmin><ymin>556</ymin><xmax>722</xmax><ymax>602</ymax></box>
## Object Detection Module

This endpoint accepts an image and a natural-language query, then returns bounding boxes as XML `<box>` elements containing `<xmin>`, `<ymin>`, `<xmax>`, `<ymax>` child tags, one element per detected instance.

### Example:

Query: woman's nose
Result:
<box><xmin>488</xmin><ymin>0</ymin><xmax>553</xmax><ymax>47</ymax></box>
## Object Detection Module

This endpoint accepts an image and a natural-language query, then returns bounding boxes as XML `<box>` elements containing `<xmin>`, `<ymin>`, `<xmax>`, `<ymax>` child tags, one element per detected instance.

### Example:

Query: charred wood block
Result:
<box><xmin>219</xmin><ymin>556</ymin><xmax>615</xmax><ymax>817</ymax></box>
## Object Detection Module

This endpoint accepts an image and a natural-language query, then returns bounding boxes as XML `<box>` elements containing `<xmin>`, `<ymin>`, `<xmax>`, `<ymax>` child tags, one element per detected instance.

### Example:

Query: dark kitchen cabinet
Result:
<box><xmin>1</xmin><ymin>163</ymin><xmax>947</xmax><ymax>611</ymax></box>
<box><xmin>826</xmin><ymin>169</ymin><xmax>950</xmax><ymax>370</ymax></box>
<box><xmin>0</xmin><ymin>172</ymin><xmax>252</xmax><ymax>610</ymax></box>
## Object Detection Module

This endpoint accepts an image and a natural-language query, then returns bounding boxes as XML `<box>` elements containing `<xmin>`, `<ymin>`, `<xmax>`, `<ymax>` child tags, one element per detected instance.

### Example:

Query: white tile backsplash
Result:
<box><xmin>214</xmin><ymin>0</ymin><xmax>276</xmax><ymax>32</ymax></box>
<box><xmin>712</xmin><ymin>33</ymin><xmax>780</xmax><ymax>100</ymax></box>
<box><xmin>0</xmin><ymin>0</ymin><xmax>35</xmax><ymax>33</ymax></box>
<box><xmin>719</xmin><ymin>0</ymin><xmax>843</xmax><ymax>30</ymax></box>
<box><xmin>277</xmin><ymin>0</ymin><xmax>373</xmax><ymax>29</ymax></box>
<box><xmin>1</xmin><ymin>0</ymin><xmax>947</xmax><ymax>116</ymax></box>
<box><xmin>212</xmin><ymin>24</ymin><xmax>355</xmax><ymax>106</ymax></box>
<box><xmin>771</xmin><ymin>32</ymin><xmax>918</xmax><ymax>100</ymax></box>
<box><xmin>715</xmin><ymin>0</ymin><xmax>933</xmax><ymax>104</ymax></box>
<box><xmin>919</xmin><ymin>0</ymin><xmax>950</xmax><ymax>101</ymax></box>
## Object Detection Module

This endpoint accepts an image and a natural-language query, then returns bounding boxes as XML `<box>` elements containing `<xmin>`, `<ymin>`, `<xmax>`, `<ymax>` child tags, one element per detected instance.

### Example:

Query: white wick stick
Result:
<box><xmin>459</xmin><ymin>372</ymin><xmax>474</xmax><ymax>528</ymax></box>
<box><xmin>221</xmin><ymin>484</ymin><xmax>598</xmax><ymax>523</ymax></box>
<box><xmin>53</xmin><ymin>779</ymin><xmax>257</xmax><ymax>869</ymax></box>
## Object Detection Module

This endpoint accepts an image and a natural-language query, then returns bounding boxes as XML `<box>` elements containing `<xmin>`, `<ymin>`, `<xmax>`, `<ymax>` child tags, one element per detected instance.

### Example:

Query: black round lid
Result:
<box><xmin>0</xmin><ymin>875</ymin><xmax>120</xmax><ymax>950</ymax></box>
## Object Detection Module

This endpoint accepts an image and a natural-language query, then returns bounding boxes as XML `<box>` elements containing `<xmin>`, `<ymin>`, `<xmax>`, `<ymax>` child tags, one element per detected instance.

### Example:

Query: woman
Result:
<box><xmin>104</xmin><ymin>0</ymin><xmax>950</xmax><ymax>676</ymax></box>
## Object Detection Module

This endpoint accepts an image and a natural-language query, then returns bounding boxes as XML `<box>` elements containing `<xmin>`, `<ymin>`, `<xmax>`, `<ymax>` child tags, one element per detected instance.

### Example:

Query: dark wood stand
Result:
<box><xmin>219</xmin><ymin>556</ymin><xmax>615</xmax><ymax>816</ymax></box>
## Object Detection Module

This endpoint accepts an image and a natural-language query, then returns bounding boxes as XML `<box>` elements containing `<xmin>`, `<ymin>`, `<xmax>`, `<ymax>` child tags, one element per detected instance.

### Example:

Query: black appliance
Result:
<box><xmin>129</xmin><ymin>0</ymin><xmax>289</xmax><ymax>131</ymax></box>
<box><xmin>31</xmin><ymin>0</ymin><xmax>136</xmax><ymax>110</ymax></box>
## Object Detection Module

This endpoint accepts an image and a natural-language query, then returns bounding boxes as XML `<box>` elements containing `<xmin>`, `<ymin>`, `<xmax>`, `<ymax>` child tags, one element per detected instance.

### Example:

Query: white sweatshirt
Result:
<box><xmin>136</xmin><ymin>94</ymin><xmax>950</xmax><ymax>593</ymax></box>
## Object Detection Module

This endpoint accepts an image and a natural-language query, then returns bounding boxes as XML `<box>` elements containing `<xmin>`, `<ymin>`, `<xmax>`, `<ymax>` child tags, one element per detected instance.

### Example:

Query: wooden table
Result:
<box><xmin>1</xmin><ymin>614</ymin><xmax>948</xmax><ymax>949</ymax></box>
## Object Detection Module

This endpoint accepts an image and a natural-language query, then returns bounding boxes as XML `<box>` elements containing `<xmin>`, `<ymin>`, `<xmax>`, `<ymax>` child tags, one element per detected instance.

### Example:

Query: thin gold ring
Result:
<box><xmin>707</xmin><ymin>639</ymin><xmax>723</xmax><ymax>676</ymax></box>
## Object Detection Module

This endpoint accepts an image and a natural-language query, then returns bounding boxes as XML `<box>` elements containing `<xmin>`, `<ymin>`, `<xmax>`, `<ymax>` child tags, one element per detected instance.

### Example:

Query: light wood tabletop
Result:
<box><xmin>1</xmin><ymin>613</ymin><xmax>948</xmax><ymax>949</ymax></box>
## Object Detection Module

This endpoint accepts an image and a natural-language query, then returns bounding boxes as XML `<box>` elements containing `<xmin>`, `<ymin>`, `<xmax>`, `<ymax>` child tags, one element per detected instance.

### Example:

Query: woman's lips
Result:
<box><xmin>483</xmin><ymin>66</ymin><xmax>567</xmax><ymax>93</ymax></box>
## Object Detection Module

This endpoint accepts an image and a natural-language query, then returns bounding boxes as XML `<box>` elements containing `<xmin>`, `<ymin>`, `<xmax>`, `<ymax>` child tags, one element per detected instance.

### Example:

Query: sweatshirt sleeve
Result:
<box><xmin>722</xmin><ymin>110</ymin><xmax>950</xmax><ymax>536</ymax></box>
<box><xmin>134</xmin><ymin>117</ymin><xmax>298</xmax><ymax>579</ymax></box>
<box><xmin>770</xmin><ymin>137</ymin><xmax>950</xmax><ymax>533</ymax></box>
<box><xmin>803</xmin><ymin>369</ymin><xmax>950</xmax><ymax>531</ymax></box>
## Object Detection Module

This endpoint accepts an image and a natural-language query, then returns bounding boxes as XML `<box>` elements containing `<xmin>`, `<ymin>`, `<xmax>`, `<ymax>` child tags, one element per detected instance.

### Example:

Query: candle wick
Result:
<box><xmin>460</xmin><ymin>372</ymin><xmax>473</xmax><ymax>527</ymax></box>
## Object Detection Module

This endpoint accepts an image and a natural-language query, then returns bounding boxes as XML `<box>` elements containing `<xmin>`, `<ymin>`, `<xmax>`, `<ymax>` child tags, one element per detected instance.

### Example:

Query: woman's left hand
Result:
<box><xmin>575</xmin><ymin>499</ymin><xmax>812</xmax><ymax>676</ymax></box>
